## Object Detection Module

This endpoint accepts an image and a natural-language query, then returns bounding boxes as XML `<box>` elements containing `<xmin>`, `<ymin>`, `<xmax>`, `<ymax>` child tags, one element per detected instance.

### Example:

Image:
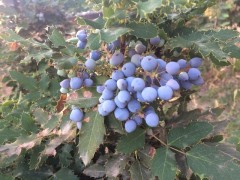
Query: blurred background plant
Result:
<box><xmin>0</xmin><ymin>0</ymin><xmax>240</xmax><ymax>179</ymax></box>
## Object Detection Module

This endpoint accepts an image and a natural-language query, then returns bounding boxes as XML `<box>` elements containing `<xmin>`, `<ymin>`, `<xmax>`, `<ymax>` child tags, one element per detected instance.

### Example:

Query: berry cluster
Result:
<box><xmin>97</xmin><ymin>47</ymin><xmax>204</xmax><ymax>133</ymax></box>
<box><xmin>59</xmin><ymin>71</ymin><xmax>94</xmax><ymax>93</ymax></box>
<box><xmin>76</xmin><ymin>30</ymin><xmax>87</xmax><ymax>49</ymax></box>
<box><xmin>59</xmin><ymin>30</ymin><xmax>204</xmax><ymax>133</ymax></box>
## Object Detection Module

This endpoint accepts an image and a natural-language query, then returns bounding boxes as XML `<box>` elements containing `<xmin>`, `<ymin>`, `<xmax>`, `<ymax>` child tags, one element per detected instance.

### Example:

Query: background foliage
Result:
<box><xmin>0</xmin><ymin>0</ymin><xmax>240</xmax><ymax>179</ymax></box>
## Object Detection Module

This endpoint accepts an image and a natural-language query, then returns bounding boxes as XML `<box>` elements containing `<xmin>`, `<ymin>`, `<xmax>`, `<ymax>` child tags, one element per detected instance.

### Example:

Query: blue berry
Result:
<box><xmin>111</xmin><ymin>70</ymin><xmax>124</xmax><ymax>81</ymax></box>
<box><xmin>85</xmin><ymin>59</ymin><xmax>96</xmax><ymax>71</ymax></box>
<box><xmin>70</xmin><ymin>77</ymin><xmax>83</xmax><ymax>90</ymax></box>
<box><xmin>118</xmin><ymin>90</ymin><xmax>131</xmax><ymax>103</ymax></box>
<box><xmin>77</xmin><ymin>40</ymin><xmax>87</xmax><ymax>49</ymax></box>
<box><xmin>156</xmin><ymin>59</ymin><xmax>166</xmax><ymax>71</ymax></box>
<box><xmin>188</xmin><ymin>68</ymin><xmax>201</xmax><ymax>80</ymax></box>
<box><xmin>131</xmin><ymin>78</ymin><xmax>145</xmax><ymax>91</ymax></box>
<box><xmin>191</xmin><ymin>76</ymin><xmax>204</xmax><ymax>85</ymax></box>
<box><xmin>98</xmin><ymin>104</ymin><xmax>109</xmax><ymax>116</ymax></box>
<box><xmin>110</xmin><ymin>52</ymin><xmax>124</xmax><ymax>66</ymax></box>
<box><xmin>128</xmin><ymin>49</ymin><xmax>137</xmax><ymax>58</ymax></box>
<box><xmin>104</xmin><ymin>79</ymin><xmax>117</xmax><ymax>91</ymax></box>
<box><xmin>117</xmin><ymin>79</ymin><xmax>128</xmax><ymax>90</ymax></box>
<box><xmin>141</xmin><ymin>56</ymin><xmax>158</xmax><ymax>72</ymax></box>
<box><xmin>131</xmin><ymin>54</ymin><xmax>142</xmax><ymax>67</ymax></box>
<box><xmin>166</xmin><ymin>79</ymin><xmax>180</xmax><ymax>90</ymax></box>
<box><xmin>150</xmin><ymin>36</ymin><xmax>161</xmax><ymax>46</ymax></box>
<box><xmin>135</xmin><ymin>43</ymin><xmax>146</xmax><ymax>54</ymax></box>
<box><xmin>84</xmin><ymin>78</ymin><xmax>93</xmax><ymax>87</ymax></box>
<box><xmin>166</xmin><ymin>62</ymin><xmax>180</xmax><ymax>75</ymax></box>
<box><xmin>125</xmin><ymin>120</ymin><xmax>137</xmax><ymax>133</ymax></box>
<box><xmin>122</xmin><ymin>62</ymin><xmax>136</xmax><ymax>77</ymax></box>
<box><xmin>189</xmin><ymin>57</ymin><xmax>202</xmax><ymax>68</ymax></box>
<box><xmin>90</xmin><ymin>50</ymin><xmax>101</xmax><ymax>61</ymax></box>
<box><xmin>127</xmin><ymin>99</ymin><xmax>141</xmax><ymax>113</ymax></box>
<box><xmin>102</xmin><ymin>89</ymin><xmax>114</xmax><ymax>100</ymax></box>
<box><xmin>102</xmin><ymin>100</ymin><xmax>116</xmax><ymax>113</ymax></box>
<box><xmin>158</xmin><ymin>86</ymin><xmax>173</xmax><ymax>100</ymax></box>
<box><xmin>145</xmin><ymin>113</ymin><xmax>159</xmax><ymax>127</ymax></box>
<box><xmin>178</xmin><ymin>72</ymin><xmax>189</xmax><ymax>81</ymax></box>
<box><xmin>60</xmin><ymin>79</ymin><xmax>70</xmax><ymax>89</ymax></box>
<box><xmin>177</xmin><ymin>59</ymin><xmax>187</xmax><ymax>69</ymax></box>
<box><xmin>97</xmin><ymin>85</ymin><xmax>105</xmax><ymax>93</ymax></box>
<box><xmin>141</xmin><ymin>87</ymin><xmax>158</xmax><ymax>102</ymax></box>
<box><xmin>70</xmin><ymin>108</ymin><xmax>84</xmax><ymax>122</ymax></box>
<box><xmin>180</xmin><ymin>80</ymin><xmax>192</xmax><ymax>90</ymax></box>
<box><xmin>114</xmin><ymin>108</ymin><xmax>129</xmax><ymax>121</ymax></box>
<box><xmin>114</xmin><ymin>96</ymin><xmax>127</xmax><ymax>108</ymax></box>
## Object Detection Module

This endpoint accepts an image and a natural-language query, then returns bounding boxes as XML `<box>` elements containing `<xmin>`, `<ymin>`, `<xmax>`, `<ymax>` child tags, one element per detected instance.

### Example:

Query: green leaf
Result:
<box><xmin>57</xmin><ymin>57</ymin><xmax>78</xmax><ymax>69</ymax></box>
<box><xmin>22</xmin><ymin>49</ymin><xmax>53</xmax><ymax>63</ymax></box>
<box><xmin>53</xmin><ymin>168</ymin><xmax>78</xmax><ymax>180</ymax></box>
<box><xmin>29</xmin><ymin>145</ymin><xmax>46</xmax><ymax>170</ymax></box>
<box><xmin>213</xmin><ymin>29</ymin><xmax>239</xmax><ymax>41</ymax></box>
<box><xmin>130</xmin><ymin>160</ymin><xmax>152</xmax><ymax>180</ymax></box>
<box><xmin>58</xmin><ymin>144</ymin><xmax>73</xmax><ymax>167</ymax></box>
<box><xmin>100</xmin><ymin>27</ymin><xmax>131</xmax><ymax>43</ymax></box>
<box><xmin>151</xmin><ymin>147</ymin><xmax>177</xmax><ymax>180</ymax></box>
<box><xmin>137</xmin><ymin>0</ymin><xmax>163</xmax><ymax>19</ymax></box>
<box><xmin>33</xmin><ymin>108</ymin><xmax>49</xmax><ymax>125</ymax></box>
<box><xmin>103</xmin><ymin>7</ymin><xmax>114</xmax><ymax>19</ymax></box>
<box><xmin>83</xmin><ymin>164</ymin><xmax>105</xmax><ymax>178</ymax></box>
<box><xmin>67</xmin><ymin>87</ymin><xmax>100</xmax><ymax>108</ymax></box>
<box><xmin>78</xmin><ymin>110</ymin><xmax>105</xmax><ymax>165</ymax></box>
<box><xmin>77</xmin><ymin>17</ymin><xmax>105</xmax><ymax>29</ymax></box>
<box><xmin>168</xmin><ymin>30</ymin><xmax>234</xmax><ymax>65</ymax></box>
<box><xmin>117</xmin><ymin>129</ymin><xmax>145</xmax><ymax>154</ymax></box>
<box><xmin>138</xmin><ymin>146</ymin><xmax>153</xmax><ymax>168</ymax></box>
<box><xmin>127</xmin><ymin>22</ymin><xmax>158</xmax><ymax>39</ymax></box>
<box><xmin>48</xmin><ymin>29</ymin><xmax>67</xmax><ymax>48</ymax></box>
<box><xmin>223</xmin><ymin>44</ymin><xmax>240</xmax><ymax>59</ymax></box>
<box><xmin>105</xmin><ymin>154</ymin><xmax>128</xmax><ymax>177</ymax></box>
<box><xmin>21</xmin><ymin>113</ymin><xmax>38</xmax><ymax>133</ymax></box>
<box><xmin>9</xmin><ymin>71</ymin><xmax>37</xmax><ymax>91</ymax></box>
<box><xmin>186</xmin><ymin>144</ymin><xmax>240</xmax><ymax>180</ymax></box>
<box><xmin>0</xmin><ymin>174</ymin><xmax>14</xmax><ymax>180</ymax></box>
<box><xmin>86</xmin><ymin>33</ymin><xmax>101</xmax><ymax>50</ymax></box>
<box><xmin>1</xmin><ymin>29</ymin><xmax>49</xmax><ymax>49</ymax></box>
<box><xmin>39</xmin><ymin>73</ymin><xmax>50</xmax><ymax>91</ymax></box>
<box><xmin>168</xmin><ymin>122</ymin><xmax>213</xmax><ymax>149</ymax></box>
<box><xmin>0</xmin><ymin>128</ymin><xmax>19</xmax><ymax>144</ymax></box>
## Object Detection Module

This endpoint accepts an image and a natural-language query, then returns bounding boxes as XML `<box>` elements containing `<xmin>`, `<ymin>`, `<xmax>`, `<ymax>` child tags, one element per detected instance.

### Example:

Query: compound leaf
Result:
<box><xmin>48</xmin><ymin>29</ymin><xmax>67</xmax><ymax>47</ymax></box>
<box><xmin>168</xmin><ymin>122</ymin><xmax>213</xmax><ymax>149</ymax></box>
<box><xmin>78</xmin><ymin>110</ymin><xmax>105</xmax><ymax>165</ymax></box>
<box><xmin>117</xmin><ymin>128</ymin><xmax>145</xmax><ymax>154</ymax></box>
<box><xmin>130</xmin><ymin>160</ymin><xmax>152</xmax><ymax>180</ymax></box>
<box><xmin>127</xmin><ymin>22</ymin><xmax>158</xmax><ymax>39</ymax></box>
<box><xmin>9</xmin><ymin>71</ymin><xmax>37</xmax><ymax>91</ymax></box>
<box><xmin>100</xmin><ymin>27</ymin><xmax>131</xmax><ymax>43</ymax></box>
<box><xmin>186</xmin><ymin>144</ymin><xmax>240</xmax><ymax>180</ymax></box>
<box><xmin>137</xmin><ymin>0</ymin><xmax>163</xmax><ymax>19</ymax></box>
<box><xmin>151</xmin><ymin>147</ymin><xmax>177</xmax><ymax>180</ymax></box>
<box><xmin>53</xmin><ymin>168</ymin><xmax>78</xmax><ymax>180</ymax></box>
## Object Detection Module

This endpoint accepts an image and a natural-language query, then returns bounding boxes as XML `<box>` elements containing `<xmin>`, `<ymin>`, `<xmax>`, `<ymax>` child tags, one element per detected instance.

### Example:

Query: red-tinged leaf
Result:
<box><xmin>56</xmin><ymin>94</ymin><xmax>67</xmax><ymax>113</ymax></box>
